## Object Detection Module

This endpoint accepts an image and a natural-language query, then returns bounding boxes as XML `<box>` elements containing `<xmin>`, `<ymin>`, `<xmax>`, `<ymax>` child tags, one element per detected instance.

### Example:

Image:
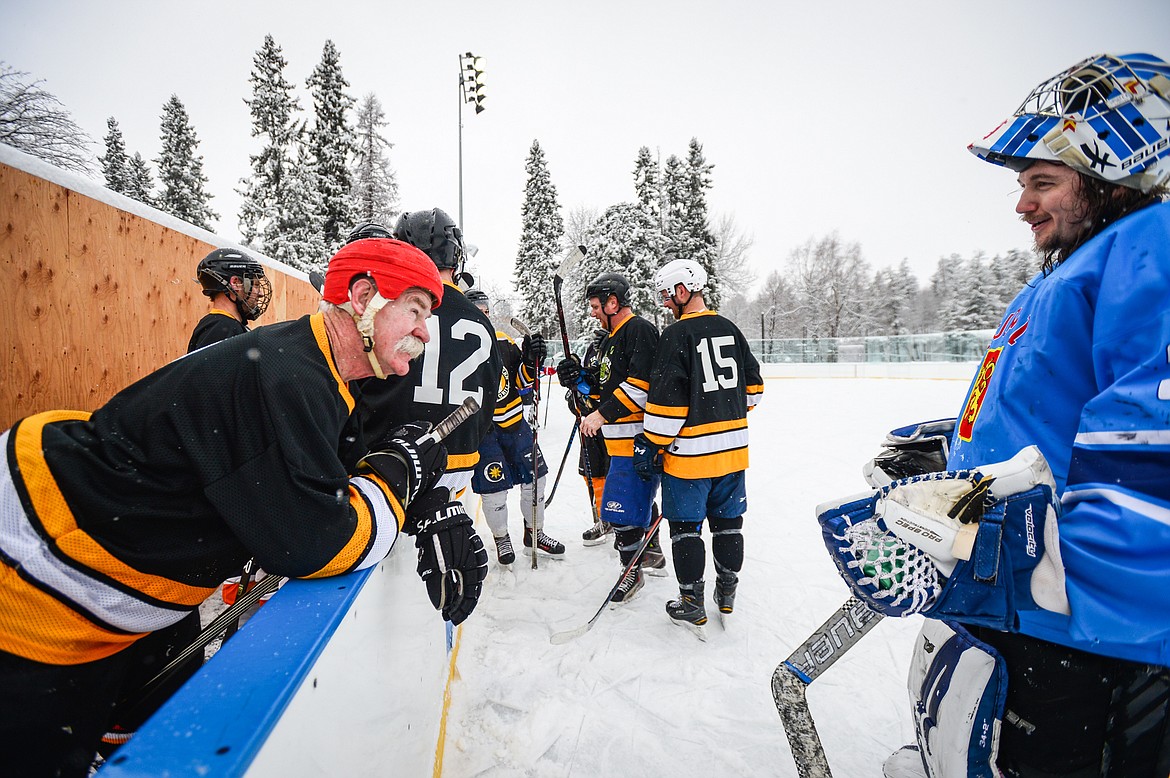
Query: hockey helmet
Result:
<box><xmin>653</xmin><ymin>258</ymin><xmax>707</xmax><ymax>295</ymax></box>
<box><xmin>322</xmin><ymin>238</ymin><xmax>443</xmax><ymax>308</ymax></box>
<box><xmin>465</xmin><ymin>288</ymin><xmax>490</xmax><ymax>310</ymax></box>
<box><xmin>196</xmin><ymin>248</ymin><xmax>272</xmax><ymax>321</ymax></box>
<box><xmin>585</xmin><ymin>272</ymin><xmax>632</xmax><ymax>309</ymax></box>
<box><xmin>345</xmin><ymin>221</ymin><xmax>394</xmax><ymax>244</ymax></box>
<box><xmin>970</xmin><ymin>53</ymin><xmax>1170</xmax><ymax>192</ymax></box>
<box><xmin>393</xmin><ymin>208</ymin><xmax>465</xmax><ymax>270</ymax></box>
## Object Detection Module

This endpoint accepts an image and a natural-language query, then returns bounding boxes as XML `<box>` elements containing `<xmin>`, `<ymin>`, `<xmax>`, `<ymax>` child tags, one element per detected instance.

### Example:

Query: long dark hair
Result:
<box><xmin>1040</xmin><ymin>174</ymin><xmax>1167</xmax><ymax>274</ymax></box>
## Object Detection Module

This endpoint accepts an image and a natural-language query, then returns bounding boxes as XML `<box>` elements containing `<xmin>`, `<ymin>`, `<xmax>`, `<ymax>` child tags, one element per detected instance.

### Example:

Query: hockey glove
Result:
<box><xmin>632</xmin><ymin>433</ymin><xmax>663</xmax><ymax>480</ymax></box>
<box><xmin>521</xmin><ymin>333</ymin><xmax>547</xmax><ymax>370</ymax></box>
<box><xmin>555</xmin><ymin>355</ymin><xmax>582</xmax><ymax>388</ymax></box>
<box><xmin>357</xmin><ymin>422</ymin><xmax>447</xmax><ymax>508</ymax></box>
<box><xmin>817</xmin><ymin>445</ymin><xmax>1069</xmax><ymax>627</ymax></box>
<box><xmin>863</xmin><ymin>418</ymin><xmax>956</xmax><ymax>488</ymax></box>
<box><xmin>405</xmin><ymin>487</ymin><xmax>489</xmax><ymax>625</ymax></box>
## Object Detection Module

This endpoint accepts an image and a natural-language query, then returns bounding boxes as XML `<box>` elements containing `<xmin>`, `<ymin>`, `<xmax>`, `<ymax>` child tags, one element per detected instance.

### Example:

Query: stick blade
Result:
<box><xmin>554</xmin><ymin>244</ymin><xmax>587</xmax><ymax>281</ymax></box>
<box><xmin>549</xmin><ymin>622</ymin><xmax>591</xmax><ymax>645</ymax></box>
<box><xmin>772</xmin><ymin>664</ymin><xmax>832</xmax><ymax>778</ymax></box>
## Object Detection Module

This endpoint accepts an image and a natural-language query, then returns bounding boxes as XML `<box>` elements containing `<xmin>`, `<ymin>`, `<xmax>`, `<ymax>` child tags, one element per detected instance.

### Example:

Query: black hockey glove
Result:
<box><xmin>405</xmin><ymin>487</ymin><xmax>488</xmax><ymax>625</ymax></box>
<box><xmin>357</xmin><ymin>422</ymin><xmax>447</xmax><ymax>507</ymax></box>
<box><xmin>521</xmin><ymin>333</ymin><xmax>547</xmax><ymax>370</ymax></box>
<box><xmin>555</xmin><ymin>355</ymin><xmax>582</xmax><ymax>388</ymax></box>
<box><xmin>632</xmin><ymin>433</ymin><xmax>664</xmax><ymax>481</ymax></box>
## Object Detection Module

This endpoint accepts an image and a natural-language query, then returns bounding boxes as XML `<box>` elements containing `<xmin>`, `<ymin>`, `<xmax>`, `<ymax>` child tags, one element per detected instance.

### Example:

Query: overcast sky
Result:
<box><xmin>4</xmin><ymin>0</ymin><xmax>1168</xmax><ymax>296</ymax></box>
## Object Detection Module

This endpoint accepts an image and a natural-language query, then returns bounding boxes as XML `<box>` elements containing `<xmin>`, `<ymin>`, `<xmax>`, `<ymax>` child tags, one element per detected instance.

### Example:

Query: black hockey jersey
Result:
<box><xmin>596</xmin><ymin>314</ymin><xmax>659</xmax><ymax>457</ymax></box>
<box><xmin>0</xmin><ymin>314</ymin><xmax>403</xmax><ymax>665</ymax></box>
<box><xmin>187</xmin><ymin>309</ymin><xmax>247</xmax><ymax>353</ymax></box>
<box><xmin>643</xmin><ymin>310</ymin><xmax>763</xmax><ymax>478</ymax></box>
<box><xmin>354</xmin><ymin>282</ymin><xmax>501</xmax><ymax>476</ymax></box>
<box><xmin>491</xmin><ymin>331</ymin><xmax>536</xmax><ymax>431</ymax></box>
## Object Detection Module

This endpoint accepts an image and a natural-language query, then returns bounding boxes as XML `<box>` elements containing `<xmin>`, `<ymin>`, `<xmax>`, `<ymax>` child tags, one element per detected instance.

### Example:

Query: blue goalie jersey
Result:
<box><xmin>949</xmin><ymin>200</ymin><xmax>1170</xmax><ymax>667</ymax></box>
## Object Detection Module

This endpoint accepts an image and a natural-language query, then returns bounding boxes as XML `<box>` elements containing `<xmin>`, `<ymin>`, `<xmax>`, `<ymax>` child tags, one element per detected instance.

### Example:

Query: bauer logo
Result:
<box><xmin>958</xmin><ymin>348</ymin><xmax>1002</xmax><ymax>442</ymax></box>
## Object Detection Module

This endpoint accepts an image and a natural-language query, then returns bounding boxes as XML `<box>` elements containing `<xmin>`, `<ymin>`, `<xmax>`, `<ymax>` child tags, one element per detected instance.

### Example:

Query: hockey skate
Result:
<box><xmin>641</xmin><ymin>534</ymin><xmax>667</xmax><ymax>576</ymax></box>
<box><xmin>581</xmin><ymin>520</ymin><xmax>612</xmax><ymax>546</ymax></box>
<box><xmin>666</xmin><ymin>582</ymin><xmax>708</xmax><ymax>641</ymax></box>
<box><xmin>494</xmin><ymin>534</ymin><xmax>515</xmax><ymax>566</ymax></box>
<box><xmin>523</xmin><ymin>527</ymin><xmax>566</xmax><ymax>559</ymax></box>
<box><xmin>715</xmin><ymin>574</ymin><xmax>737</xmax><ymax>626</ymax></box>
<box><xmin>609</xmin><ymin>565</ymin><xmax>644</xmax><ymax>607</ymax></box>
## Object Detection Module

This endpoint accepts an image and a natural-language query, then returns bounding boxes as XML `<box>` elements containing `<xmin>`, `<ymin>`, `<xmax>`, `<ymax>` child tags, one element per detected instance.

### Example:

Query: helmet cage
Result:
<box><xmin>970</xmin><ymin>53</ymin><xmax>1170</xmax><ymax>192</ymax></box>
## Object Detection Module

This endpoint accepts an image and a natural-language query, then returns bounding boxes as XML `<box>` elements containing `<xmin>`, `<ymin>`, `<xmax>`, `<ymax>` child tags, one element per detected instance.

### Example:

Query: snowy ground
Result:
<box><xmin>442</xmin><ymin>373</ymin><xmax>972</xmax><ymax>778</ymax></box>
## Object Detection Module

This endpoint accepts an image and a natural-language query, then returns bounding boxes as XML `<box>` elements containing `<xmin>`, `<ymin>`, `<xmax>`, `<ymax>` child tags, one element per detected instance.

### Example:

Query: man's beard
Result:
<box><xmin>394</xmin><ymin>334</ymin><xmax>426</xmax><ymax>360</ymax></box>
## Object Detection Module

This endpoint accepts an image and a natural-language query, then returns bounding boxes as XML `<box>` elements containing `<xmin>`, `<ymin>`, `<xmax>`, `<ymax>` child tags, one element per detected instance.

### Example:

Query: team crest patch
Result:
<box><xmin>599</xmin><ymin>355</ymin><xmax>611</xmax><ymax>386</ymax></box>
<box><xmin>497</xmin><ymin>370</ymin><xmax>508</xmax><ymax>401</ymax></box>
<box><xmin>485</xmin><ymin>462</ymin><xmax>505</xmax><ymax>483</ymax></box>
<box><xmin>958</xmin><ymin>347</ymin><xmax>1002</xmax><ymax>442</ymax></box>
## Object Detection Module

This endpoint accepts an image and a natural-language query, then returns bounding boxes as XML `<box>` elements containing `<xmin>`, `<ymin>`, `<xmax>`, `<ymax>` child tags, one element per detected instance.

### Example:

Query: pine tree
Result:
<box><xmin>632</xmin><ymin>146</ymin><xmax>660</xmax><ymax>222</ymax></box>
<box><xmin>100</xmin><ymin>117</ymin><xmax>131</xmax><ymax>194</ymax></box>
<box><xmin>350</xmin><ymin>92</ymin><xmax>399</xmax><ymax>226</ymax></box>
<box><xmin>126</xmin><ymin>152</ymin><xmax>156</xmax><ymax>207</ymax></box>
<box><xmin>155</xmin><ymin>94</ymin><xmax>217</xmax><ymax>230</ymax></box>
<box><xmin>266</xmin><ymin>137</ymin><xmax>327</xmax><ymax>273</ymax></box>
<box><xmin>514</xmin><ymin>140</ymin><xmax>565</xmax><ymax>336</ymax></box>
<box><xmin>674</xmin><ymin>138</ymin><xmax>721</xmax><ymax>308</ymax></box>
<box><xmin>238</xmin><ymin>34</ymin><xmax>300</xmax><ymax>251</ymax></box>
<box><xmin>306</xmin><ymin>39</ymin><xmax>356</xmax><ymax>248</ymax></box>
<box><xmin>577</xmin><ymin>202</ymin><xmax>666</xmax><ymax>331</ymax></box>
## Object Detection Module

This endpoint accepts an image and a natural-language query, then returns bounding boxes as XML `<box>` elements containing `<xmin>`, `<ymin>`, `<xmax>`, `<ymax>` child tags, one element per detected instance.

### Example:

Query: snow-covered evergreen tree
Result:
<box><xmin>126</xmin><ymin>152</ymin><xmax>155</xmax><ymax>207</ymax></box>
<box><xmin>100</xmin><ymin>117</ymin><xmax>131</xmax><ymax>194</ymax></box>
<box><xmin>668</xmin><ymin>138</ymin><xmax>721</xmax><ymax>308</ymax></box>
<box><xmin>514</xmin><ymin>140</ymin><xmax>565</xmax><ymax>336</ymax></box>
<box><xmin>632</xmin><ymin>146</ymin><xmax>660</xmax><ymax>223</ymax></box>
<box><xmin>306</xmin><ymin>39</ymin><xmax>356</xmax><ymax>249</ymax></box>
<box><xmin>266</xmin><ymin>139</ymin><xmax>327</xmax><ymax>273</ymax></box>
<box><xmin>576</xmin><ymin>202</ymin><xmax>666</xmax><ymax>331</ymax></box>
<box><xmin>238</xmin><ymin>34</ymin><xmax>300</xmax><ymax>251</ymax></box>
<box><xmin>350</xmin><ymin>92</ymin><xmax>399</xmax><ymax>226</ymax></box>
<box><xmin>155</xmin><ymin>94</ymin><xmax>216</xmax><ymax>230</ymax></box>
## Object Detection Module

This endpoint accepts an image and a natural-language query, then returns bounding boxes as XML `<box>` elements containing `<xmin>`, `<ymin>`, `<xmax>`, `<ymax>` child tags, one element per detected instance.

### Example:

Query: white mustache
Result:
<box><xmin>394</xmin><ymin>335</ymin><xmax>426</xmax><ymax>360</ymax></box>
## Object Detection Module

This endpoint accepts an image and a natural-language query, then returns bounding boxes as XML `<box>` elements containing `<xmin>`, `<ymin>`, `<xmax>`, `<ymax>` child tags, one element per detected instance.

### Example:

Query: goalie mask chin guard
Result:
<box><xmin>969</xmin><ymin>52</ymin><xmax>1170</xmax><ymax>192</ymax></box>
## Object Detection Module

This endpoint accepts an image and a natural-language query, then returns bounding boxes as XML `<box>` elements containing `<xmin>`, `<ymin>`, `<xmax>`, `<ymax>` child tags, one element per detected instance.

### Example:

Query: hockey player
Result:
<box><xmin>0</xmin><ymin>238</ymin><xmax>489</xmax><ymax>777</ymax></box>
<box><xmin>349</xmin><ymin>209</ymin><xmax>501</xmax><ymax>500</ymax></box>
<box><xmin>187</xmin><ymin>247</ymin><xmax>272</xmax><ymax>351</ymax></box>
<box><xmin>556</xmin><ymin>272</ymin><xmax>665</xmax><ymax>604</ymax></box>
<box><xmin>819</xmin><ymin>53</ymin><xmax>1170</xmax><ymax>778</ymax></box>
<box><xmin>467</xmin><ymin>290</ymin><xmax>566</xmax><ymax>563</ymax></box>
<box><xmin>635</xmin><ymin>258</ymin><xmax>763</xmax><ymax>634</ymax></box>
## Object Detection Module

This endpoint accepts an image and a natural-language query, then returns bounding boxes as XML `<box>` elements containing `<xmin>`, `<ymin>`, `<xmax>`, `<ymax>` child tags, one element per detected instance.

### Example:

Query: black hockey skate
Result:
<box><xmin>715</xmin><ymin>574</ymin><xmax>737</xmax><ymax>627</ymax></box>
<box><xmin>609</xmin><ymin>565</ymin><xmax>644</xmax><ymax>607</ymax></box>
<box><xmin>666</xmin><ymin>582</ymin><xmax>708</xmax><ymax>640</ymax></box>
<box><xmin>523</xmin><ymin>527</ymin><xmax>566</xmax><ymax>558</ymax></box>
<box><xmin>494</xmin><ymin>534</ymin><xmax>515</xmax><ymax>566</ymax></box>
<box><xmin>582</xmin><ymin>520</ymin><xmax>612</xmax><ymax>546</ymax></box>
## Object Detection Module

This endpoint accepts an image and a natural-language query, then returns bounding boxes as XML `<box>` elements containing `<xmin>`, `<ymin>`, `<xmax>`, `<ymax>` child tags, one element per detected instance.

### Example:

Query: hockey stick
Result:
<box><xmin>112</xmin><ymin>398</ymin><xmax>482</xmax><ymax>722</ymax></box>
<box><xmin>544</xmin><ymin>419</ymin><xmax>578</xmax><ymax>508</ymax></box>
<box><xmin>509</xmin><ymin>316</ymin><xmax>544</xmax><ymax>570</ymax></box>
<box><xmin>551</xmin><ymin>245</ymin><xmax>601</xmax><ymax>525</ymax></box>
<box><xmin>549</xmin><ymin>508</ymin><xmax>665</xmax><ymax>645</ymax></box>
<box><xmin>771</xmin><ymin>597</ymin><xmax>884</xmax><ymax>778</ymax></box>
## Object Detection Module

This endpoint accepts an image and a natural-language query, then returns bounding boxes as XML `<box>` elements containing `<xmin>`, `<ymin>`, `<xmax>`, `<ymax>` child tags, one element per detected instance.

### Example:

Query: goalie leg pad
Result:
<box><xmin>908</xmin><ymin>619</ymin><xmax>1006</xmax><ymax>778</ymax></box>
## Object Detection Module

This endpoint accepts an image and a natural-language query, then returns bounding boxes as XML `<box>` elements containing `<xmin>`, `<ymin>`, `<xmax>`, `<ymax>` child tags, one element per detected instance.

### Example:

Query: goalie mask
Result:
<box><xmin>195</xmin><ymin>248</ymin><xmax>272</xmax><ymax>322</ymax></box>
<box><xmin>969</xmin><ymin>52</ymin><xmax>1170</xmax><ymax>192</ymax></box>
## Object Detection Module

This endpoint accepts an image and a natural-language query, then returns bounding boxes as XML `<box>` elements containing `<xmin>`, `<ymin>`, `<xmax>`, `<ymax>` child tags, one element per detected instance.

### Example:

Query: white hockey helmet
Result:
<box><xmin>653</xmin><ymin>258</ymin><xmax>707</xmax><ymax>295</ymax></box>
<box><xmin>969</xmin><ymin>52</ymin><xmax>1170</xmax><ymax>192</ymax></box>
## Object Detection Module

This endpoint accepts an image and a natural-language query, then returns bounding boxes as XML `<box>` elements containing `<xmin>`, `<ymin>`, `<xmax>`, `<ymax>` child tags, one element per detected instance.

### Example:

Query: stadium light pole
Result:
<box><xmin>458</xmin><ymin>52</ymin><xmax>486</xmax><ymax>228</ymax></box>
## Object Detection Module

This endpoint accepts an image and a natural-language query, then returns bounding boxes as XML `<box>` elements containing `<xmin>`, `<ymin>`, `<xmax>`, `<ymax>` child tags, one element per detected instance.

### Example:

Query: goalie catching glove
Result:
<box><xmin>356</xmin><ymin>421</ymin><xmax>447</xmax><ymax>507</ymax></box>
<box><xmin>817</xmin><ymin>445</ymin><xmax>1069</xmax><ymax>629</ymax></box>
<box><xmin>404</xmin><ymin>487</ymin><xmax>488</xmax><ymax>625</ymax></box>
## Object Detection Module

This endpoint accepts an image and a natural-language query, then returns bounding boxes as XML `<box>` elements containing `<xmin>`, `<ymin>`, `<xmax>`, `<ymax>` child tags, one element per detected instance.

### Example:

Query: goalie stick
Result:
<box><xmin>509</xmin><ymin>316</ymin><xmax>544</xmax><ymax>570</ymax></box>
<box><xmin>549</xmin><ymin>507</ymin><xmax>665</xmax><ymax>645</ymax></box>
<box><xmin>772</xmin><ymin>597</ymin><xmax>884</xmax><ymax>778</ymax></box>
<box><xmin>551</xmin><ymin>245</ymin><xmax>601</xmax><ymax>524</ymax></box>
<box><xmin>112</xmin><ymin>398</ymin><xmax>481</xmax><ymax>722</ymax></box>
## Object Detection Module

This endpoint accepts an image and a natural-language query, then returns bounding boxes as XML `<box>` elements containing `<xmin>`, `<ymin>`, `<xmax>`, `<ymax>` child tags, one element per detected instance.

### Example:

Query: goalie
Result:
<box><xmin>817</xmin><ymin>53</ymin><xmax>1170</xmax><ymax>778</ymax></box>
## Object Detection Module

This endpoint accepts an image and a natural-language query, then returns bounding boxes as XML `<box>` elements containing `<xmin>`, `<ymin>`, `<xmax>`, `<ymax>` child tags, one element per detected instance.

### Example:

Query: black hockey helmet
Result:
<box><xmin>393</xmin><ymin>208</ymin><xmax>465</xmax><ymax>270</ymax></box>
<box><xmin>345</xmin><ymin>221</ymin><xmax>393</xmax><ymax>244</ymax></box>
<box><xmin>196</xmin><ymin>248</ymin><xmax>271</xmax><ymax>321</ymax></box>
<box><xmin>585</xmin><ymin>272</ymin><xmax>631</xmax><ymax>309</ymax></box>
<box><xmin>465</xmin><ymin>288</ymin><xmax>490</xmax><ymax>309</ymax></box>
